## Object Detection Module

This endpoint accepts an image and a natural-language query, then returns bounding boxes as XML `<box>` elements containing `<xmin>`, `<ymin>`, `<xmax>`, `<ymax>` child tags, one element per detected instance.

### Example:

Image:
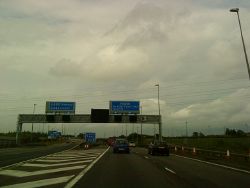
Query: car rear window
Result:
<box><xmin>116</xmin><ymin>140</ymin><xmax>128</xmax><ymax>144</ymax></box>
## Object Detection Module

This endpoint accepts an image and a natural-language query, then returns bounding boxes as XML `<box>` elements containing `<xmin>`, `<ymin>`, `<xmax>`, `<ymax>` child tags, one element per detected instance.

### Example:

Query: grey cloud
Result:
<box><xmin>169</xmin><ymin>88</ymin><xmax>250</xmax><ymax>129</ymax></box>
<box><xmin>49</xmin><ymin>59</ymin><xmax>83</xmax><ymax>77</ymax></box>
<box><xmin>106</xmin><ymin>2</ymin><xmax>191</xmax><ymax>51</ymax></box>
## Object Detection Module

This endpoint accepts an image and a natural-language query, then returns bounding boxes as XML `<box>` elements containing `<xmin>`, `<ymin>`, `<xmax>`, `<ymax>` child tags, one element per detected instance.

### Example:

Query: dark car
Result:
<box><xmin>113</xmin><ymin>138</ymin><xmax>130</xmax><ymax>153</ymax></box>
<box><xmin>148</xmin><ymin>141</ymin><xmax>170</xmax><ymax>156</ymax></box>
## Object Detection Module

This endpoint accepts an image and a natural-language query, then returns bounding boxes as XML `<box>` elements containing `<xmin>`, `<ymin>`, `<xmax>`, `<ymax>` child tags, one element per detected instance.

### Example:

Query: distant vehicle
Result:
<box><xmin>113</xmin><ymin>138</ymin><xmax>130</xmax><ymax>153</ymax></box>
<box><xmin>107</xmin><ymin>137</ymin><xmax>116</xmax><ymax>146</ymax></box>
<box><xmin>129</xmin><ymin>141</ymin><xmax>136</xmax><ymax>147</ymax></box>
<box><xmin>148</xmin><ymin>141</ymin><xmax>170</xmax><ymax>156</ymax></box>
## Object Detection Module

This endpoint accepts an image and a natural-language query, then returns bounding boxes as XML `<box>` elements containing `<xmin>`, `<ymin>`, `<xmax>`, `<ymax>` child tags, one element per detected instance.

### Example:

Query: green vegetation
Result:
<box><xmin>166</xmin><ymin>129</ymin><xmax>249</xmax><ymax>154</ymax></box>
<box><xmin>0</xmin><ymin>131</ymin><xmax>48</xmax><ymax>144</ymax></box>
<box><xmin>0</xmin><ymin>131</ymin><xmax>74</xmax><ymax>146</ymax></box>
<box><xmin>167</xmin><ymin>137</ymin><xmax>250</xmax><ymax>155</ymax></box>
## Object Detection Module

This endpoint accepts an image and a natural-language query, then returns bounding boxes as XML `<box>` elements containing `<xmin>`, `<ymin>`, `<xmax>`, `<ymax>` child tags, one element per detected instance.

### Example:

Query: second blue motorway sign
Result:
<box><xmin>109</xmin><ymin>101</ymin><xmax>140</xmax><ymax>114</ymax></box>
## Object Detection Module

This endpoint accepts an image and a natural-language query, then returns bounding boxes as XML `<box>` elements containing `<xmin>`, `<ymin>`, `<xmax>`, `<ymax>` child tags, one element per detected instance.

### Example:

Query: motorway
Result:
<box><xmin>0</xmin><ymin>146</ymin><xmax>249</xmax><ymax>188</ymax></box>
<box><xmin>76</xmin><ymin>147</ymin><xmax>250</xmax><ymax>188</ymax></box>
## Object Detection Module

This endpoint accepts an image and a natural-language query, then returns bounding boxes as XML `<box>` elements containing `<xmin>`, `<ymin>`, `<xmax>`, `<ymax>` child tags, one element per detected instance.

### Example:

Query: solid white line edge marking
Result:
<box><xmin>172</xmin><ymin>154</ymin><xmax>250</xmax><ymax>174</ymax></box>
<box><xmin>164</xmin><ymin>167</ymin><xmax>176</xmax><ymax>174</ymax></box>
<box><xmin>64</xmin><ymin>147</ymin><xmax>110</xmax><ymax>188</ymax></box>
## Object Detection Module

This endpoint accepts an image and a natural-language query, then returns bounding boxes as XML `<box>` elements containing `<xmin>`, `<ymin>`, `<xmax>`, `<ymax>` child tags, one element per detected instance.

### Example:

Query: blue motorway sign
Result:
<box><xmin>46</xmin><ymin>101</ymin><xmax>75</xmax><ymax>114</ymax></box>
<box><xmin>109</xmin><ymin>101</ymin><xmax>140</xmax><ymax>114</ymax></box>
<box><xmin>84</xmin><ymin>132</ymin><xmax>96</xmax><ymax>143</ymax></box>
<box><xmin>48</xmin><ymin>131</ymin><xmax>61</xmax><ymax>139</ymax></box>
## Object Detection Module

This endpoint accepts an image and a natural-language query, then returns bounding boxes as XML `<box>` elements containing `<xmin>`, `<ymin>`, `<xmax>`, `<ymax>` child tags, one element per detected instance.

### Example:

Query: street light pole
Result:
<box><xmin>140</xmin><ymin>106</ymin><xmax>143</xmax><ymax>145</ymax></box>
<box><xmin>185</xmin><ymin>120</ymin><xmax>188</xmax><ymax>137</ymax></box>
<box><xmin>230</xmin><ymin>8</ymin><xmax>250</xmax><ymax>80</ymax></box>
<box><xmin>31</xmin><ymin>104</ymin><xmax>37</xmax><ymax>142</ymax></box>
<box><xmin>155</xmin><ymin>84</ymin><xmax>162</xmax><ymax>142</ymax></box>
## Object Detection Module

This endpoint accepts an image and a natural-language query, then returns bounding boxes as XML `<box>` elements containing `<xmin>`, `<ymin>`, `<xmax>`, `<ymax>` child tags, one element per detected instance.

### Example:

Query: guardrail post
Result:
<box><xmin>174</xmin><ymin>146</ymin><xmax>177</xmax><ymax>152</ymax></box>
<box><xmin>193</xmin><ymin>147</ymin><xmax>196</xmax><ymax>155</ymax></box>
<box><xmin>226</xmin><ymin>149</ymin><xmax>230</xmax><ymax>159</ymax></box>
<box><xmin>182</xmin><ymin>146</ymin><xmax>184</xmax><ymax>152</ymax></box>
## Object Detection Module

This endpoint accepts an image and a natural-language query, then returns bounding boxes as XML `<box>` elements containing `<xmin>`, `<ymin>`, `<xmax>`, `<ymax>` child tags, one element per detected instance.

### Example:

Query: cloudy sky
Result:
<box><xmin>1</xmin><ymin>0</ymin><xmax>250</xmax><ymax>137</ymax></box>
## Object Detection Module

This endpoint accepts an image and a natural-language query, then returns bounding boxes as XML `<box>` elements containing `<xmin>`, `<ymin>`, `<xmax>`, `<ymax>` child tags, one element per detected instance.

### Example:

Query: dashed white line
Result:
<box><xmin>144</xmin><ymin>156</ymin><xmax>149</xmax><ymax>159</ymax></box>
<box><xmin>164</xmin><ymin>167</ymin><xmax>176</xmax><ymax>174</ymax></box>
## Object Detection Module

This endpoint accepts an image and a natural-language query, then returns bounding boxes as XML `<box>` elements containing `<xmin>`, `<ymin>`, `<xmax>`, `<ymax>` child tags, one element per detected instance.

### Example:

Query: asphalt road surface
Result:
<box><xmin>75</xmin><ymin>147</ymin><xmax>250</xmax><ymax>188</ymax></box>
<box><xmin>0</xmin><ymin>146</ymin><xmax>249</xmax><ymax>188</ymax></box>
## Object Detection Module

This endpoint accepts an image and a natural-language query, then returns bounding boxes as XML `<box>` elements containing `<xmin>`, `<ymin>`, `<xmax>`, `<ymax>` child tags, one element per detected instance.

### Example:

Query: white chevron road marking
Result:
<box><xmin>45</xmin><ymin>155</ymin><xmax>97</xmax><ymax>159</ymax></box>
<box><xmin>36</xmin><ymin>156</ymin><xmax>96</xmax><ymax>163</ymax></box>
<box><xmin>63</xmin><ymin>152</ymin><xmax>101</xmax><ymax>155</ymax></box>
<box><xmin>0</xmin><ymin>165</ymin><xmax>86</xmax><ymax>177</ymax></box>
<box><xmin>22</xmin><ymin>160</ymin><xmax>93</xmax><ymax>167</ymax></box>
<box><xmin>48</xmin><ymin>154</ymin><xmax>98</xmax><ymax>158</ymax></box>
<box><xmin>0</xmin><ymin>175</ymin><xmax>74</xmax><ymax>188</ymax></box>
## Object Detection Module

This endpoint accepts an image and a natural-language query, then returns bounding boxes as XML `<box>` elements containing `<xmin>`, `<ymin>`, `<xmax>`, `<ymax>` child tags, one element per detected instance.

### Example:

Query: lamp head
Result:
<box><xmin>230</xmin><ymin>8</ymin><xmax>239</xmax><ymax>13</ymax></box>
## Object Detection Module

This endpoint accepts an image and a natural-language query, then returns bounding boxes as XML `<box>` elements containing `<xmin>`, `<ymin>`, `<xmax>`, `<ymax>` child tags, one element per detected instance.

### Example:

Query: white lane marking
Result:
<box><xmin>22</xmin><ymin>160</ymin><xmax>93</xmax><ymax>167</ymax></box>
<box><xmin>0</xmin><ymin>175</ymin><xmax>74</xmax><ymax>188</ymax></box>
<box><xmin>64</xmin><ymin>147</ymin><xmax>110</xmax><ymax>188</ymax></box>
<box><xmin>164</xmin><ymin>167</ymin><xmax>176</xmax><ymax>174</ymax></box>
<box><xmin>172</xmin><ymin>154</ymin><xmax>250</xmax><ymax>174</ymax></box>
<box><xmin>36</xmin><ymin>156</ymin><xmax>96</xmax><ymax>163</ymax></box>
<box><xmin>0</xmin><ymin>165</ymin><xmax>86</xmax><ymax>177</ymax></box>
<box><xmin>144</xmin><ymin>156</ymin><xmax>149</xmax><ymax>159</ymax></box>
<box><xmin>0</xmin><ymin>144</ymin><xmax>81</xmax><ymax>170</ymax></box>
